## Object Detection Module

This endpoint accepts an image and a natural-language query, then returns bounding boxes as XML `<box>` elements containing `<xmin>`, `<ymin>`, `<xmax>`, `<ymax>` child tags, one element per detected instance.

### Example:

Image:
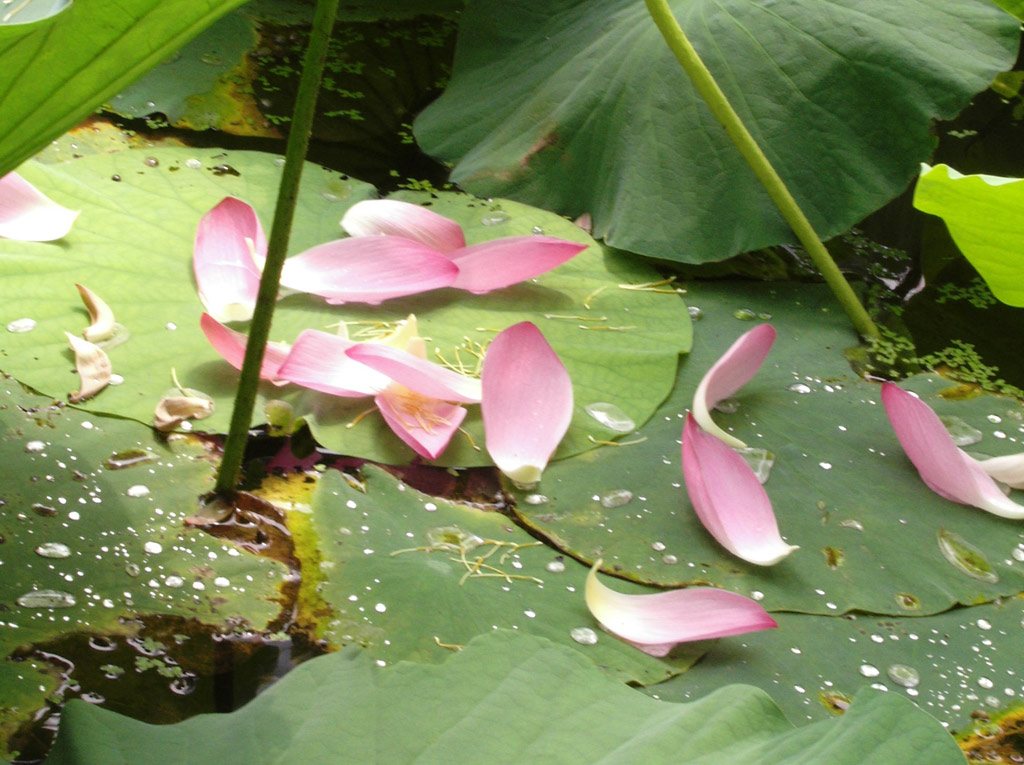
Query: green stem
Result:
<box><xmin>644</xmin><ymin>0</ymin><xmax>880</xmax><ymax>341</ymax></box>
<box><xmin>215</xmin><ymin>0</ymin><xmax>340</xmax><ymax>494</ymax></box>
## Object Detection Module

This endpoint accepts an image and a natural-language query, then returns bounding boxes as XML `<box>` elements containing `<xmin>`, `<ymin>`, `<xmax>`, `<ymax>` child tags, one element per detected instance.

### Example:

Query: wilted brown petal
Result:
<box><xmin>65</xmin><ymin>332</ymin><xmax>111</xmax><ymax>403</ymax></box>
<box><xmin>153</xmin><ymin>394</ymin><xmax>214</xmax><ymax>432</ymax></box>
<box><xmin>75</xmin><ymin>284</ymin><xmax>116</xmax><ymax>343</ymax></box>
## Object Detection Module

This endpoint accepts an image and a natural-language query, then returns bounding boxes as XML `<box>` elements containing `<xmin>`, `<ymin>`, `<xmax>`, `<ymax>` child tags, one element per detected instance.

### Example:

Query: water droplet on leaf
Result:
<box><xmin>600</xmin><ymin>489</ymin><xmax>633</xmax><ymax>508</ymax></box>
<box><xmin>584</xmin><ymin>402</ymin><xmax>635</xmax><ymax>433</ymax></box>
<box><xmin>937</xmin><ymin>529</ymin><xmax>999</xmax><ymax>583</ymax></box>
<box><xmin>887</xmin><ymin>664</ymin><xmax>920</xmax><ymax>688</ymax></box>
<box><xmin>35</xmin><ymin>542</ymin><xmax>71</xmax><ymax>559</ymax></box>
<box><xmin>570</xmin><ymin>627</ymin><xmax>598</xmax><ymax>645</ymax></box>
<box><xmin>17</xmin><ymin>589</ymin><xmax>76</xmax><ymax>608</ymax></box>
<box><xmin>7</xmin><ymin>317</ymin><xmax>36</xmax><ymax>333</ymax></box>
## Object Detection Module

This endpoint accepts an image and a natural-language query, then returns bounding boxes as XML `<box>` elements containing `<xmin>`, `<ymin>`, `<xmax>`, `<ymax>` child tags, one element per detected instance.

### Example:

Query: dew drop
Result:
<box><xmin>600</xmin><ymin>489</ymin><xmax>633</xmax><ymax>508</ymax></box>
<box><xmin>687</xmin><ymin>306</ymin><xmax>703</xmax><ymax>320</ymax></box>
<box><xmin>124</xmin><ymin>563</ymin><xmax>140</xmax><ymax>577</ymax></box>
<box><xmin>7</xmin><ymin>317</ymin><xmax>36</xmax><ymax>333</ymax></box>
<box><xmin>737</xmin><ymin>447</ymin><xmax>775</xmax><ymax>483</ymax></box>
<box><xmin>425</xmin><ymin>526</ymin><xmax>483</xmax><ymax>552</ymax></box>
<box><xmin>978</xmin><ymin>677</ymin><xmax>995</xmax><ymax>690</ymax></box>
<box><xmin>662</xmin><ymin>554</ymin><xmax>678</xmax><ymax>565</ymax></box>
<box><xmin>939</xmin><ymin>415</ymin><xmax>984</xmax><ymax>447</ymax></box>
<box><xmin>651</xmin><ymin>541</ymin><xmax>666</xmax><ymax>552</ymax></box>
<box><xmin>524</xmin><ymin>494</ymin><xmax>549</xmax><ymax>506</ymax></box>
<box><xmin>787</xmin><ymin>382</ymin><xmax>812</xmax><ymax>394</ymax></box>
<box><xmin>105</xmin><ymin>449</ymin><xmax>157</xmax><ymax>470</ymax></box>
<box><xmin>887</xmin><ymin>664</ymin><xmax>920</xmax><ymax>688</ymax></box>
<box><xmin>109</xmin><ymin>374</ymin><xmax>124</xmax><ymax>385</ymax></box>
<box><xmin>185</xmin><ymin>158</ymin><xmax>202</xmax><ymax>169</ymax></box>
<box><xmin>977</xmin><ymin>619</ymin><xmax>992</xmax><ymax>630</ymax></box>
<box><xmin>714</xmin><ymin>398</ymin><xmax>740</xmax><ymax>414</ymax></box>
<box><xmin>894</xmin><ymin>592</ymin><xmax>921</xmax><ymax>611</ymax></box>
<box><xmin>143</xmin><ymin>156</ymin><xmax>159</xmax><ymax>167</ymax></box>
<box><xmin>751</xmin><ymin>590</ymin><xmax>764</xmax><ymax>601</ymax></box>
<box><xmin>480</xmin><ymin>211</ymin><xmax>510</xmax><ymax>226</ymax></box>
<box><xmin>165</xmin><ymin>576</ymin><xmax>184</xmax><ymax>588</ymax></box>
<box><xmin>937</xmin><ymin>529</ymin><xmax>999</xmax><ymax>583</ymax></box>
<box><xmin>839</xmin><ymin>519</ymin><xmax>864</xmax><ymax>532</ymax></box>
<box><xmin>126</xmin><ymin>485</ymin><xmax>150</xmax><ymax>498</ymax></box>
<box><xmin>859</xmin><ymin>663</ymin><xmax>880</xmax><ymax>678</ymax></box>
<box><xmin>530</xmin><ymin>225</ymin><xmax>544</xmax><ymax>235</ymax></box>
<box><xmin>143</xmin><ymin>542</ymin><xmax>162</xmax><ymax>554</ymax></box>
<box><xmin>199</xmin><ymin>52</ymin><xmax>222</xmax><ymax>66</ymax></box>
<box><xmin>35</xmin><ymin>542</ymin><xmax>71</xmax><ymax>559</ymax></box>
<box><xmin>733</xmin><ymin>308</ymin><xmax>757</xmax><ymax>321</ymax></box>
<box><xmin>584</xmin><ymin>402</ymin><xmax>636</xmax><ymax>433</ymax></box>
<box><xmin>16</xmin><ymin>589</ymin><xmax>76</xmax><ymax>608</ymax></box>
<box><xmin>25</xmin><ymin>440</ymin><xmax>46</xmax><ymax>453</ymax></box>
<box><xmin>546</xmin><ymin>558</ymin><xmax>565</xmax><ymax>573</ymax></box>
<box><xmin>570</xmin><ymin>627</ymin><xmax>598</xmax><ymax>645</ymax></box>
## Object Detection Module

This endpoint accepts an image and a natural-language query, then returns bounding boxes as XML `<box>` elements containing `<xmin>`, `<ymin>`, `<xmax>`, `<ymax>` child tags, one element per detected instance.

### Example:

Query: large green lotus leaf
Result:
<box><xmin>0</xmin><ymin>378</ymin><xmax>287</xmax><ymax>757</ymax></box>
<box><xmin>414</xmin><ymin>0</ymin><xmax>1019</xmax><ymax>264</ymax></box>
<box><xmin>510</xmin><ymin>280</ymin><xmax>1024</xmax><ymax>615</ymax></box>
<box><xmin>0</xmin><ymin>0</ymin><xmax>249</xmax><ymax>177</ymax></box>
<box><xmin>650</xmin><ymin>596</ymin><xmax>1024</xmax><ymax>734</ymax></box>
<box><xmin>993</xmin><ymin>0</ymin><xmax>1024</xmax><ymax>21</ymax></box>
<box><xmin>913</xmin><ymin>164</ymin><xmax>1024</xmax><ymax>307</ymax></box>
<box><xmin>0</xmin><ymin>156</ymin><xmax>690</xmax><ymax>466</ymax></box>
<box><xmin>44</xmin><ymin>630</ymin><xmax>964</xmax><ymax>765</ymax></box>
<box><xmin>307</xmin><ymin>467</ymin><xmax>687</xmax><ymax>685</ymax></box>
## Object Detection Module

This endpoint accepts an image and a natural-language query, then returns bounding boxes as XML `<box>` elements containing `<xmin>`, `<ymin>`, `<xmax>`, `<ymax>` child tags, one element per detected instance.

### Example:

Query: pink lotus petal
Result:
<box><xmin>448</xmin><ymin>236</ymin><xmax>587</xmax><ymax>293</ymax></box>
<box><xmin>693</xmin><ymin>324</ymin><xmax>776</xmax><ymax>449</ymax></box>
<box><xmin>881</xmin><ymin>382</ymin><xmax>1024</xmax><ymax>518</ymax></box>
<box><xmin>279</xmin><ymin>235</ymin><xmax>458</xmax><ymax>304</ymax></box>
<box><xmin>194</xmin><ymin>197</ymin><xmax>266</xmax><ymax>322</ymax></box>
<box><xmin>376</xmin><ymin>388</ymin><xmax>467</xmax><ymax>460</ymax></box>
<box><xmin>481</xmin><ymin>322</ymin><xmax>573</xmax><ymax>485</ymax></box>
<box><xmin>585</xmin><ymin>561</ymin><xmax>777</xmax><ymax>656</ymax></box>
<box><xmin>974</xmin><ymin>453</ymin><xmax>1024</xmax><ymax>490</ymax></box>
<box><xmin>0</xmin><ymin>171</ymin><xmax>79</xmax><ymax>241</ymax></box>
<box><xmin>345</xmin><ymin>342</ymin><xmax>482</xmax><ymax>403</ymax></box>
<box><xmin>340</xmin><ymin>199</ymin><xmax>466</xmax><ymax>254</ymax></box>
<box><xmin>199</xmin><ymin>313</ymin><xmax>289</xmax><ymax>385</ymax></box>
<box><xmin>682</xmin><ymin>414</ymin><xmax>798</xmax><ymax>566</ymax></box>
<box><xmin>275</xmin><ymin>329</ymin><xmax>387</xmax><ymax>397</ymax></box>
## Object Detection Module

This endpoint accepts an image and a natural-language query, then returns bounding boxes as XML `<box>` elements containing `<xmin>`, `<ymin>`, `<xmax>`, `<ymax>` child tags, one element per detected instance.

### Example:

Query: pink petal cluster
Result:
<box><xmin>193</xmin><ymin>197</ymin><xmax>580</xmax><ymax>466</ymax></box>
<box><xmin>193</xmin><ymin>197</ymin><xmax>586</xmax><ymax>320</ymax></box>
<box><xmin>881</xmin><ymin>382</ymin><xmax>1024</xmax><ymax>518</ymax></box>
<box><xmin>682</xmin><ymin>325</ymin><xmax>797</xmax><ymax>566</ymax></box>
<box><xmin>0</xmin><ymin>171</ymin><xmax>79</xmax><ymax>242</ymax></box>
<box><xmin>584</xmin><ymin>561</ymin><xmax>776</xmax><ymax>656</ymax></box>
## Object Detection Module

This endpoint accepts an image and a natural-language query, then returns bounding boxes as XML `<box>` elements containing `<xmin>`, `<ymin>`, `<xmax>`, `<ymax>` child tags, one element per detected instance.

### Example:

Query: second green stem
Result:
<box><xmin>644</xmin><ymin>0</ymin><xmax>879</xmax><ymax>341</ymax></box>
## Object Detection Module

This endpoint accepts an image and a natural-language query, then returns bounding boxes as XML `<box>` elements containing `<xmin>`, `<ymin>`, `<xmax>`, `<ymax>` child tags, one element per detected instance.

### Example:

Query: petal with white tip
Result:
<box><xmin>585</xmin><ymin>561</ymin><xmax>777</xmax><ymax>656</ymax></box>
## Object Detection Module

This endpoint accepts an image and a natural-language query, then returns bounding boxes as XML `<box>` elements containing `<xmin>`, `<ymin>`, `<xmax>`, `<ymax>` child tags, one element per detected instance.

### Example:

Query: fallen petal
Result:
<box><xmin>448</xmin><ymin>236</ymin><xmax>587</xmax><ymax>293</ymax></box>
<box><xmin>280</xmin><ymin>236</ymin><xmax>458</xmax><ymax>304</ymax></box>
<box><xmin>340</xmin><ymin>199</ymin><xmax>466</xmax><ymax>254</ymax></box>
<box><xmin>376</xmin><ymin>388</ymin><xmax>467</xmax><ymax>460</ymax></box>
<box><xmin>194</xmin><ymin>197</ymin><xmax>266</xmax><ymax>322</ymax></box>
<box><xmin>65</xmin><ymin>332</ymin><xmax>111</xmax><ymax>403</ymax></box>
<box><xmin>481</xmin><ymin>322</ymin><xmax>572</xmax><ymax>485</ymax></box>
<box><xmin>75</xmin><ymin>284</ymin><xmax>116</xmax><ymax>343</ymax></box>
<box><xmin>0</xmin><ymin>171</ymin><xmax>79</xmax><ymax>241</ymax></box>
<box><xmin>692</xmin><ymin>324</ymin><xmax>776</xmax><ymax>449</ymax></box>
<box><xmin>154</xmin><ymin>394</ymin><xmax>214</xmax><ymax>432</ymax></box>
<box><xmin>199</xmin><ymin>313</ymin><xmax>290</xmax><ymax>385</ymax></box>
<box><xmin>345</xmin><ymin>342</ymin><xmax>483</xmax><ymax>404</ymax></box>
<box><xmin>974</xmin><ymin>453</ymin><xmax>1024</xmax><ymax>490</ymax></box>
<box><xmin>275</xmin><ymin>329</ymin><xmax>386</xmax><ymax>397</ymax></box>
<box><xmin>881</xmin><ymin>382</ymin><xmax>1024</xmax><ymax>518</ymax></box>
<box><xmin>585</xmin><ymin>561</ymin><xmax>777</xmax><ymax>656</ymax></box>
<box><xmin>682</xmin><ymin>414</ymin><xmax>798</xmax><ymax>565</ymax></box>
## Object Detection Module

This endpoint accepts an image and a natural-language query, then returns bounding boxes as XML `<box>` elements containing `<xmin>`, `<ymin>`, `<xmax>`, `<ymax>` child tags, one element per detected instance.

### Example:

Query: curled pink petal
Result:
<box><xmin>481</xmin><ymin>322</ymin><xmax>572</xmax><ymax>485</ymax></box>
<box><xmin>340</xmin><ymin>199</ymin><xmax>466</xmax><ymax>254</ymax></box>
<box><xmin>974</xmin><ymin>453</ymin><xmax>1024</xmax><ymax>490</ymax></box>
<box><xmin>376</xmin><ymin>389</ymin><xmax>467</xmax><ymax>460</ymax></box>
<box><xmin>448</xmin><ymin>236</ymin><xmax>587</xmax><ymax>293</ymax></box>
<box><xmin>199</xmin><ymin>313</ymin><xmax>289</xmax><ymax>385</ymax></box>
<box><xmin>275</xmin><ymin>329</ymin><xmax>386</xmax><ymax>397</ymax></box>
<box><xmin>882</xmin><ymin>382</ymin><xmax>1024</xmax><ymax>518</ymax></box>
<box><xmin>682</xmin><ymin>414</ymin><xmax>798</xmax><ymax>565</ymax></box>
<box><xmin>194</xmin><ymin>197</ymin><xmax>265</xmax><ymax>322</ymax></box>
<box><xmin>585</xmin><ymin>561</ymin><xmax>777</xmax><ymax>656</ymax></box>
<box><xmin>693</xmin><ymin>324</ymin><xmax>776</xmax><ymax>449</ymax></box>
<box><xmin>345</xmin><ymin>343</ymin><xmax>482</xmax><ymax>404</ymax></box>
<box><xmin>279</xmin><ymin>236</ymin><xmax>458</xmax><ymax>304</ymax></box>
<box><xmin>0</xmin><ymin>171</ymin><xmax>79</xmax><ymax>241</ymax></box>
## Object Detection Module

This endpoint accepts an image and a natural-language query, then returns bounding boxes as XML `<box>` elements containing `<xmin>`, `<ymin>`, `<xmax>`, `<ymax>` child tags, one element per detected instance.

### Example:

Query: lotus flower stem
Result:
<box><xmin>215</xmin><ymin>0</ymin><xmax>340</xmax><ymax>494</ymax></box>
<box><xmin>643</xmin><ymin>0</ymin><xmax>880</xmax><ymax>341</ymax></box>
